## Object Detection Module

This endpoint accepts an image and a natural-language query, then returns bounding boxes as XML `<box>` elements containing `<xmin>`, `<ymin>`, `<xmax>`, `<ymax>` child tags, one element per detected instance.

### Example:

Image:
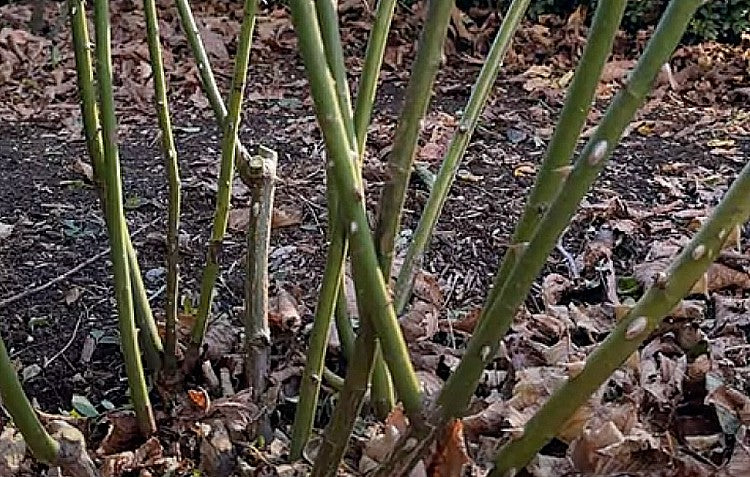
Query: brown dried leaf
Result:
<box><xmin>0</xmin><ymin>427</ymin><xmax>25</xmax><ymax>476</ymax></box>
<box><xmin>269</xmin><ymin>289</ymin><xmax>301</xmax><ymax>331</ymax></box>
<box><xmin>199</xmin><ymin>420</ymin><xmax>234</xmax><ymax>477</ymax></box>
<box><xmin>400</xmin><ymin>301</ymin><xmax>440</xmax><ymax>341</ymax></box>
<box><xmin>188</xmin><ymin>388</ymin><xmax>211</xmax><ymax>413</ymax></box>
<box><xmin>706</xmin><ymin>385</ymin><xmax>750</xmax><ymax>426</ymax></box>
<box><xmin>228</xmin><ymin>206</ymin><xmax>303</xmax><ymax>232</ymax></box>
<box><xmin>363</xmin><ymin>405</ymin><xmax>409</xmax><ymax>465</ymax></box>
<box><xmin>97</xmin><ymin>411</ymin><xmax>140</xmax><ymax>456</ymax></box>
<box><xmin>64</xmin><ymin>286</ymin><xmax>82</xmax><ymax>305</ymax></box>
<box><xmin>203</xmin><ymin>319</ymin><xmax>240</xmax><ymax>362</ymax></box>
<box><xmin>541</xmin><ymin>273</ymin><xmax>570</xmax><ymax>308</ymax></box>
<box><xmin>427</xmin><ymin>420</ymin><xmax>471</xmax><ymax>477</ymax></box>
<box><xmin>227</xmin><ymin>207</ymin><xmax>250</xmax><ymax>232</ymax></box>
<box><xmin>272</xmin><ymin>207</ymin><xmax>303</xmax><ymax>228</ymax></box>
<box><xmin>725</xmin><ymin>427</ymin><xmax>750</xmax><ymax>476</ymax></box>
<box><xmin>71</xmin><ymin>158</ymin><xmax>94</xmax><ymax>182</ymax></box>
<box><xmin>453</xmin><ymin>307</ymin><xmax>481</xmax><ymax>333</ymax></box>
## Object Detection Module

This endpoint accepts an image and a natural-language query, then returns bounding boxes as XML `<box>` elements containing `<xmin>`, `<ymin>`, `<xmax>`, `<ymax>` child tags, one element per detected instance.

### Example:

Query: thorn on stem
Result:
<box><xmin>567</xmin><ymin>361</ymin><xmax>585</xmax><ymax>378</ymax></box>
<box><xmin>554</xmin><ymin>165</ymin><xmax>574</xmax><ymax>179</ymax></box>
<box><xmin>625</xmin><ymin>316</ymin><xmax>648</xmax><ymax>340</ymax></box>
<box><xmin>655</xmin><ymin>272</ymin><xmax>669</xmax><ymax>289</ymax></box>
<box><xmin>692</xmin><ymin>244</ymin><xmax>706</xmax><ymax>260</ymax></box>
<box><xmin>587</xmin><ymin>140</ymin><xmax>608</xmax><ymax>165</ymax></box>
<box><xmin>480</xmin><ymin>345</ymin><xmax>492</xmax><ymax>362</ymax></box>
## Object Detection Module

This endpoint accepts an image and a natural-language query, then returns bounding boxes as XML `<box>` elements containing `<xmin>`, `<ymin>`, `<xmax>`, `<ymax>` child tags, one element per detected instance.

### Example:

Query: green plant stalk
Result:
<box><xmin>316</xmin><ymin>0</ymin><xmax>356</xmax><ymax>148</ymax></box>
<box><xmin>394</xmin><ymin>0</ymin><xmax>531</xmax><ymax>313</ymax></box>
<box><xmin>143</xmin><ymin>0</ymin><xmax>181</xmax><ymax>374</ymax></box>
<box><xmin>188</xmin><ymin>0</ymin><xmax>258</xmax><ymax>364</ymax></box>
<box><xmin>480</xmin><ymin>0</ymin><xmax>627</xmax><ymax>319</ymax></box>
<box><xmin>173</xmin><ymin>0</ymin><xmax>256</xmax><ymax>181</ymax></box>
<box><xmin>68</xmin><ymin>0</ymin><xmax>163</xmax><ymax>372</ymax></box>
<box><xmin>375</xmin><ymin>0</ymin><xmax>701</xmax><ymax>474</ymax></box>
<box><xmin>438</xmin><ymin>0</ymin><xmax>699</xmax><ymax>445</ymax></box>
<box><xmin>493</xmin><ymin>163</ymin><xmax>750</xmax><ymax>476</ymax></box>
<box><xmin>291</xmin><ymin>0</ymin><xmax>398</xmax><ymax>452</ymax></box>
<box><xmin>0</xmin><ymin>335</ymin><xmax>98</xmax><ymax>476</ymax></box>
<box><xmin>334</xmin><ymin>275</ymin><xmax>356</xmax><ymax>359</ymax></box>
<box><xmin>316</xmin><ymin>0</ymin><xmax>397</xmax><ymax>418</ymax></box>
<box><xmin>291</xmin><ymin>1</ymin><xmax>422</xmax><ymax>468</ymax></box>
<box><xmin>245</xmin><ymin>147</ymin><xmax>277</xmax><ymax>397</ymax></box>
<box><xmin>323</xmin><ymin>366</ymin><xmax>346</xmax><ymax>391</ymax></box>
<box><xmin>290</xmin><ymin>0</ymin><xmax>422</xmax><ymax>418</ymax></box>
<box><xmin>374</xmin><ymin>0</ymin><xmax>455</xmax><ymax>277</ymax></box>
<box><xmin>290</xmin><ymin>205</ymin><xmax>348</xmax><ymax>459</ymax></box>
<box><xmin>289</xmin><ymin>1</ymin><xmax>364</xmax><ymax>443</ymax></box>
<box><xmin>353</xmin><ymin>0</ymin><xmax>397</xmax><ymax>157</ymax></box>
<box><xmin>0</xmin><ymin>335</ymin><xmax>59</xmax><ymax>464</ymax></box>
<box><xmin>93</xmin><ymin>0</ymin><xmax>156</xmax><ymax>436</ymax></box>
<box><xmin>128</xmin><ymin>245</ymin><xmax>163</xmax><ymax>370</ymax></box>
<box><xmin>312</xmin><ymin>318</ymin><xmax>379</xmax><ymax>477</ymax></box>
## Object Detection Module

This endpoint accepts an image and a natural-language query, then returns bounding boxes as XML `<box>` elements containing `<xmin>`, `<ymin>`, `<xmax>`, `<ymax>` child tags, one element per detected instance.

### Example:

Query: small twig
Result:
<box><xmin>0</xmin><ymin>221</ymin><xmax>155</xmax><ymax>309</ymax></box>
<box><xmin>148</xmin><ymin>284</ymin><xmax>167</xmax><ymax>303</ymax></box>
<box><xmin>555</xmin><ymin>236</ymin><xmax>579</xmax><ymax>278</ymax></box>
<box><xmin>44</xmin><ymin>308</ymin><xmax>85</xmax><ymax>368</ymax></box>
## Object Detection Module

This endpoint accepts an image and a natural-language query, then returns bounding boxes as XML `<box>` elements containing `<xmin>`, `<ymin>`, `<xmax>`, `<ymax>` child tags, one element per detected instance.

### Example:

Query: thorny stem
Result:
<box><xmin>394</xmin><ymin>0</ymin><xmax>531</xmax><ymax>313</ymax></box>
<box><xmin>0</xmin><ymin>335</ymin><xmax>59</xmax><ymax>464</ymax></box>
<box><xmin>143</xmin><ymin>0</ymin><xmax>181</xmax><ymax>374</ymax></box>
<box><xmin>480</xmin><ymin>0</ymin><xmax>628</xmax><ymax>321</ymax></box>
<box><xmin>94</xmin><ymin>0</ymin><xmax>156</xmax><ymax>436</ymax></box>
<box><xmin>312</xmin><ymin>319</ymin><xmax>379</xmax><ymax>477</ymax></box>
<box><xmin>68</xmin><ymin>0</ymin><xmax>163</xmax><ymax>371</ymax></box>
<box><xmin>188</xmin><ymin>0</ymin><xmax>259</xmax><ymax>367</ymax></box>
<box><xmin>172</xmin><ymin>0</ymin><xmax>256</xmax><ymax>183</ymax></box>
<box><xmin>375</xmin><ymin>0</ymin><xmax>701</xmax><ymax>474</ymax></box>
<box><xmin>316</xmin><ymin>0</ymin><xmax>356</xmax><ymax>148</ymax></box>
<box><xmin>293</xmin><ymin>0</ymin><xmax>397</xmax><ymax>457</ymax></box>
<box><xmin>314</xmin><ymin>0</ymin><xmax>396</xmax><ymax>421</ymax></box>
<box><xmin>353</xmin><ymin>0</ymin><xmax>397</xmax><ymax>158</ymax></box>
<box><xmin>290</xmin><ymin>200</ymin><xmax>348</xmax><ymax>459</ymax></box>
<box><xmin>0</xmin><ymin>336</ymin><xmax>99</xmax><ymax>477</ymax></box>
<box><xmin>492</xmin><ymin>157</ymin><xmax>750</xmax><ymax>476</ymax></box>
<box><xmin>373</xmin><ymin>0</ymin><xmax>455</xmax><ymax>277</ymax></box>
<box><xmin>290</xmin><ymin>0</ymin><xmax>423</xmax><ymax>471</ymax></box>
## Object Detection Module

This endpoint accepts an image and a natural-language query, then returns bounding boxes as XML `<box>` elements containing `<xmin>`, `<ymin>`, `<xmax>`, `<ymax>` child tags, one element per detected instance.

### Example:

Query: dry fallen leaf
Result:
<box><xmin>635</xmin><ymin>257</ymin><xmax>750</xmax><ymax>294</ymax></box>
<box><xmin>400</xmin><ymin>300</ymin><xmax>440</xmax><ymax>342</ymax></box>
<box><xmin>269</xmin><ymin>289</ymin><xmax>302</xmax><ymax>331</ymax></box>
<box><xmin>362</xmin><ymin>405</ymin><xmax>410</xmax><ymax>472</ymax></box>
<box><xmin>71</xmin><ymin>157</ymin><xmax>94</xmax><ymax>182</ymax></box>
<box><xmin>427</xmin><ymin>420</ymin><xmax>471</xmax><ymax>477</ymax></box>
<box><xmin>227</xmin><ymin>207</ymin><xmax>250</xmax><ymax>232</ymax></box>
<box><xmin>188</xmin><ymin>388</ymin><xmax>211</xmax><ymax>413</ymax></box>
<box><xmin>203</xmin><ymin>320</ymin><xmax>241</xmax><ymax>362</ymax></box>
<box><xmin>64</xmin><ymin>286</ymin><xmax>82</xmax><ymax>305</ymax></box>
<box><xmin>272</xmin><ymin>207</ymin><xmax>303</xmax><ymax>228</ymax></box>
<box><xmin>0</xmin><ymin>427</ymin><xmax>26</xmax><ymax>476</ymax></box>
<box><xmin>97</xmin><ymin>411</ymin><xmax>141</xmax><ymax>456</ymax></box>
<box><xmin>199</xmin><ymin>420</ymin><xmax>234</xmax><ymax>477</ymax></box>
<box><xmin>541</xmin><ymin>273</ymin><xmax>571</xmax><ymax>308</ymax></box>
<box><xmin>228</xmin><ymin>206</ymin><xmax>303</xmax><ymax>231</ymax></box>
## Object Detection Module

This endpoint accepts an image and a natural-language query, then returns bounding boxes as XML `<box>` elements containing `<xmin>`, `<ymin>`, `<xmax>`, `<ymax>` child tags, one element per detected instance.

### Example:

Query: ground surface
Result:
<box><xmin>1</xmin><ymin>1</ymin><xmax>750</xmax><ymax>476</ymax></box>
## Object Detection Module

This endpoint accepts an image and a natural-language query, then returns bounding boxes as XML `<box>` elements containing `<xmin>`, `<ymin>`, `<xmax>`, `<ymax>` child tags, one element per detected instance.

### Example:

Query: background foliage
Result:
<box><xmin>463</xmin><ymin>0</ymin><xmax>749</xmax><ymax>43</ymax></box>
